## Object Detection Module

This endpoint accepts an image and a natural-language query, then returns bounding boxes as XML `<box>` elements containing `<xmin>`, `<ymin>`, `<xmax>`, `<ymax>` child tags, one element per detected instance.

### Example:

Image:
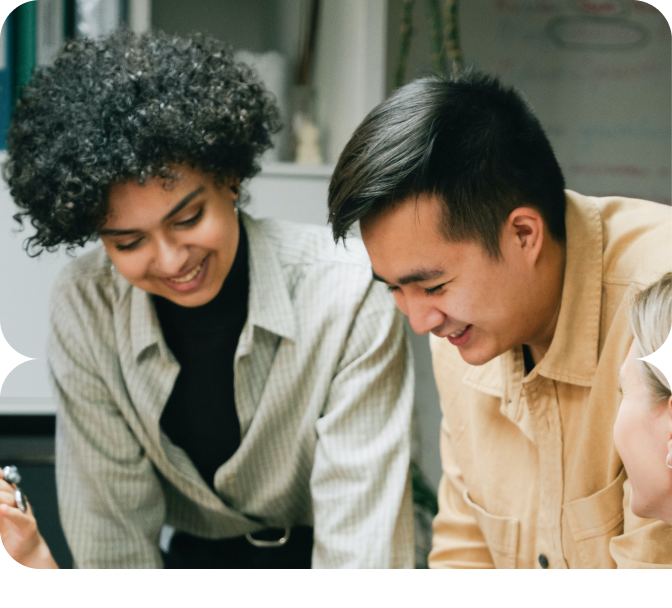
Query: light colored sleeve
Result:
<box><xmin>50</xmin><ymin>281</ymin><xmax>165</xmax><ymax>568</ymax></box>
<box><xmin>609</xmin><ymin>478</ymin><xmax>672</xmax><ymax>568</ymax></box>
<box><xmin>429</xmin><ymin>414</ymin><xmax>495</xmax><ymax>568</ymax></box>
<box><xmin>310</xmin><ymin>281</ymin><xmax>415</xmax><ymax>568</ymax></box>
<box><xmin>427</xmin><ymin>337</ymin><xmax>495</xmax><ymax>568</ymax></box>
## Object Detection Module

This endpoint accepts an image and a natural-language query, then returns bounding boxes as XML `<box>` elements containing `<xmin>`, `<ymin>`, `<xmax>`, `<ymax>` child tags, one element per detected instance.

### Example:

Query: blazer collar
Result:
<box><xmin>240</xmin><ymin>212</ymin><xmax>296</xmax><ymax>342</ymax></box>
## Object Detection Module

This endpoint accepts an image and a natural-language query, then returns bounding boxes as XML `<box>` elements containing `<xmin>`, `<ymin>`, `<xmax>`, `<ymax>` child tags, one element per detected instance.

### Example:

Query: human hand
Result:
<box><xmin>0</xmin><ymin>468</ymin><xmax>58</xmax><ymax>569</ymax></box>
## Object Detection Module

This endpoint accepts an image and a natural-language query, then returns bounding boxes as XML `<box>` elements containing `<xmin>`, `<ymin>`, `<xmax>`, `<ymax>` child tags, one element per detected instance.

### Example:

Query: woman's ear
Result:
<box><xmin>229</xmin><ymin>175</ymin><xmax>240</xmax><ymax>197</ymax></box>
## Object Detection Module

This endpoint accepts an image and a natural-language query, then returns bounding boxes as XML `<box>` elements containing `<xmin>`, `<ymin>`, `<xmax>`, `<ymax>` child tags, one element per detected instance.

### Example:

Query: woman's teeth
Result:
<box><xmin>169</xmin><ymin>261</ymin><xmax>203</xmax><ymax>284</ymax></box>
<box><xmin>450</xmin><ymin>326</ymin><xmax>468</xmax><ymax>338</ymax></box>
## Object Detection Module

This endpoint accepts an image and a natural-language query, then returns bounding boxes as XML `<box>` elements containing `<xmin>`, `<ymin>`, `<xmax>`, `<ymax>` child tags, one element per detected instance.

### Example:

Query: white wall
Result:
<box><xmin>387</xmin><ymin>0</ymin><xmax>671</xmax><ymax>205</ymax></box>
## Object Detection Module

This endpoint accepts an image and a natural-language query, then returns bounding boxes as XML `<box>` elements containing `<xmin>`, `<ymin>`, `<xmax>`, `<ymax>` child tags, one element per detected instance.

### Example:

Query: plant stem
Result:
<box><xmin>394</xmin><ymin>0</ymin><xmax>415</xmax><ymax>89</ymax></box>
<box><xmin>443</xmin><ymin>0</ymin><xmax>464</xmax><ymax>77</ymax></box>
<box><xmin>425</xmin><ymin>0</ymin><xmax>446</xmax><ymax>75</ymax></box>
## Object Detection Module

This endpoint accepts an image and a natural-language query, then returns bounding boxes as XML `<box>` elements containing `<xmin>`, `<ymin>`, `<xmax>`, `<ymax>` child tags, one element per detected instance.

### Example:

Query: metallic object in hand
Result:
<box><xmin>14</xmin><ymin>488</ymin><xmax>27</xmax><ymax>513</ymax></box>
<box><xmin>2</xmin><ymin>465</ymin><xmax>21</xmax><ymax>485</ymax></box>
<box><xmin>2</xmin><ymin>465</ymin><xmax>28</xmax><ymax>512</ymax></box>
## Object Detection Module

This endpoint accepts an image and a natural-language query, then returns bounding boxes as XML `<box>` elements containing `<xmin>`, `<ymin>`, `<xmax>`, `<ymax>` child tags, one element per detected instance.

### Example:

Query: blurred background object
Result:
<box><xmin>234</xmin><ymin>49</ymin><xmax>289</xmax><ymax>162</ymax></box>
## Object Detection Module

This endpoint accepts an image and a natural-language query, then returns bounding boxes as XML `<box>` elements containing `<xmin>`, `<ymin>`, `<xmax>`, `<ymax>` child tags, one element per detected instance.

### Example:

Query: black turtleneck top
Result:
<box><xmin>153</xmin><ymin>224</ymin><xmax>249</xmax><ymax>490</ymax></box>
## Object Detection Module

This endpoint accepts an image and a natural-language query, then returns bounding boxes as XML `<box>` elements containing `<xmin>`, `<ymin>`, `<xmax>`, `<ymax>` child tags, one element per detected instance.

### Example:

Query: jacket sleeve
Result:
<box><xmin>429</xmin><ymin>413</ymin><xmax>495</xmax><ymax>568</ymax></box>
<box><xmin>428</xmin><ymin>335</ymin><xmax>495</xmax><ymax>569</ymax></box>
<box><xmin>50</xmin><ymin>278</ymin><xmax>166</xmax><ymax>568</ymax></box>
<box><xmin>310</xmin><ymin>281</ymin><xmax>415</xmax><ymax>568</ymax></box>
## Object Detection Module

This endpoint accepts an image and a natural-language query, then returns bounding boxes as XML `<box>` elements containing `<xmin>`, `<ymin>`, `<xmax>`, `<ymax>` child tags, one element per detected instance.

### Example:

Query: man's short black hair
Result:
<box><xmin>328</xmin><ymin>71</ymin><xmax>566</xmax><ymax>257</ymax></box>
<box><xmin>4</xmin><ymin>29</ymin><xmax>281</xmax><ymax>255</ymax></box>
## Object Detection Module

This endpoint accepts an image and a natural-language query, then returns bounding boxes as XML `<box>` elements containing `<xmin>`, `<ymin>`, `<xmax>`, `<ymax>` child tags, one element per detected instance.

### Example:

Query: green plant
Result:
<box><xmin>395</xmin><ymin>0</ymin><xmax>464</xmax><ymax>88</ymax></box>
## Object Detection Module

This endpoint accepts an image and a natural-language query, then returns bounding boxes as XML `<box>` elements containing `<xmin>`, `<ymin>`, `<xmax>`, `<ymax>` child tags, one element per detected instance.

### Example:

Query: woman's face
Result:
<box><xmin>100</xmin><ymin>165</ymin><xmax>240</xmax><ymax>307</ymax></box>
<box><xmin>613</xmin><ymin>341</ymin><xmax>672</xmax><ymax>524</ymax></box>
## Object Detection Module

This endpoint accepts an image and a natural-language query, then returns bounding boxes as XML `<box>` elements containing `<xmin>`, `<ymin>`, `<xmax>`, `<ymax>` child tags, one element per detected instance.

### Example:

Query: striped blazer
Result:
<box><xmin>50</xmin><ymin>213</ymin><xmax>415</xmax><ymax>568</ymax></box>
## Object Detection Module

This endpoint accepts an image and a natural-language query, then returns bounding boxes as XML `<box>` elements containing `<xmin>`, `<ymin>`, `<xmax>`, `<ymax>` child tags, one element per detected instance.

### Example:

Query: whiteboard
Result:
<box><xmin>458</xmin><ymin>0</ymin><xmax>671</xmax><ymax>205</ymax></box>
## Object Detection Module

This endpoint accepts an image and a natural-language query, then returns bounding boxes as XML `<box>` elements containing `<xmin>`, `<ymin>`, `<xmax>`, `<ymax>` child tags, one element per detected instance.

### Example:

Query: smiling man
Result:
<box><xmin>328</xmin><ymin>72</ymin><xmax>672</xmax><ymax>568</ymax></box>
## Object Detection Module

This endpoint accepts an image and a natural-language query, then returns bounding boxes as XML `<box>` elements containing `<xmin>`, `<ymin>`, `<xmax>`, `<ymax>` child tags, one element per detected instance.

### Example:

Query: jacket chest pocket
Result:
<box><xmin>561</xmin><ymin>468</ymin><xmax>626</xmax><ymax>568</ymax></box>
<box><xmin>463</xmin><ymin>489</ymin><xmax>520</xmax><ymax>569</ymax></box>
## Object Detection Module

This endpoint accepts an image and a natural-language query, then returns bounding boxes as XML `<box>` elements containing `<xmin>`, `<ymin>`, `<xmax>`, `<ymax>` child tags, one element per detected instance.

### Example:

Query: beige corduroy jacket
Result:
<box><xmin>429</xmin><ymin>191</ymin><xmax>672</xmax><ymax>569</ymax></box>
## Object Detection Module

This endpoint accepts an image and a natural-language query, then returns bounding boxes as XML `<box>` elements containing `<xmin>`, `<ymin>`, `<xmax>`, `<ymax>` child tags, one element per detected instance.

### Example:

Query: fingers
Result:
<box><xmin>0</xmin><ymin>470</ymin><xmax>29</xmax><ymax>513</ymax></box>
<box><xmin>0</xmin><ymin>502</ymin><xmax>33</xmax><ymax>528</ymax></box>
<box><xmin>0</xmin><ymin>486</ymin><xmax>16</xmax><ymax>507</ymax></box>
<box><xmin>0</xmin><ymin>477</ymin><xmax>23</xmax><ymax>508</ymax></box>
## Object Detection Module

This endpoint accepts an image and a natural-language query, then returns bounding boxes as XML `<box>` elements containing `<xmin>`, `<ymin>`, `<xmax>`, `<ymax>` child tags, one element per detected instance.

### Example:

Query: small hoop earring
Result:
<box><xmin>666</xmin><ymin>453</ymin><xmax>672</xmax><ymax>470</ymax></box>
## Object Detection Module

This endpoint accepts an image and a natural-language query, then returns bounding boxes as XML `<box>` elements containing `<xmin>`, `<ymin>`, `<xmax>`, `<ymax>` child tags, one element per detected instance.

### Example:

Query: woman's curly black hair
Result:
<box><xmin>4</xmin><ymin>29</ymin><xmax>281</xmax><ymax>255</ymax></box>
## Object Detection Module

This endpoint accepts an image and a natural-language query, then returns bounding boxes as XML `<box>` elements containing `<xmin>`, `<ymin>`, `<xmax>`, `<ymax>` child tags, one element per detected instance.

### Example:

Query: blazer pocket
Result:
<box><xmin>463</xmin><ymin>489</ymin><xmax>520</xmax><ymax>569</ymax></box>
<box><xmin>561</xmin><ymin>467</ymin><xmax>626</xmax><ymax>568</ymax></box>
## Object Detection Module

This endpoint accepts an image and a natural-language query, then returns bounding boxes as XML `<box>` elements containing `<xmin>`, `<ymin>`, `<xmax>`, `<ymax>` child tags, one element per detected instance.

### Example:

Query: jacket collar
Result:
<box><xmin>537</xmin><ymin>190</ymin><xmax>603</xmax><ymax>387</ymax></box>
<box><xmin>126</xmin><ymin>212</ymin><xmax>296</xmax><ymax>363</ymax></box>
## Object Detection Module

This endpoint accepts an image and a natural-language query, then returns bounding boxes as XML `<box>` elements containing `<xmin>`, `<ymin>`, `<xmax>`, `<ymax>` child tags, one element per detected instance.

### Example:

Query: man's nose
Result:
<box><xmin>400</xmin><ymin>294</ymin><xmax>446</xmax><ymax>336</ymax></box>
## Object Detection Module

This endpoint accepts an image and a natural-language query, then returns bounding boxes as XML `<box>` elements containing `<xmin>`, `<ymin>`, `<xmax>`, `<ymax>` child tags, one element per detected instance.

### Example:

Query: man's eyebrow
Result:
<box><xmin>99</xmin><ymin>186</ymin><xmax>206</xmax><ymax>236</ymax></box>
<box><xmin>372</xmin><ymin>270</ymin><xmax>388</xmax><ymax>283</ymax></box>
<box><xmin>372</xmin><ymin>268</ymin><xmax>444</xmax><ymax>286</ymax></box>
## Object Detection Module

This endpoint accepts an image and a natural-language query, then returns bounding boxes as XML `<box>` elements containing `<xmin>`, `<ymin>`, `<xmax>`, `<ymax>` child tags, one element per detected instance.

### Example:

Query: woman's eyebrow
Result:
<box><xmin>99</xmin><ymin>186</ymin><xmax>206</xmax><ymax>236</ymax></box>
<box><xmin>162</xmin><ymin>186</ymin><xmax>206</xmax><ymax>221</ymax></box>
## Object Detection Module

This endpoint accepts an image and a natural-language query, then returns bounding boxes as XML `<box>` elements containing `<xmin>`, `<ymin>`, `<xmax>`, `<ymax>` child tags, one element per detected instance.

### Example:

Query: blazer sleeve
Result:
<box><xmin>49</xmin><ymin>279</ymin><xmax>166</xmax><ymax>568</ymax></box>
<box><xmin>310</xmin><ymin>281</ymin><xmax>415</xmax><ymax>568</ymax></box>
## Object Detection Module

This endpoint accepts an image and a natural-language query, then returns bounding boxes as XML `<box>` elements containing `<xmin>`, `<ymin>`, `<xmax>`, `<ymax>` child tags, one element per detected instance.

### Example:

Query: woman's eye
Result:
<box><xmin>387</xmin><ymin>285</ymin><xmax>400</xmax><ymax>293</ymax></box>
<box><xmin>115</xmin><ymin>239</ymin><xmax>142</xmax><ymax>251</ymax></box>
<box><xmin>176</xmin><ymin>207</ymin><xmax>204</xmax><ymax>227</ymax></box>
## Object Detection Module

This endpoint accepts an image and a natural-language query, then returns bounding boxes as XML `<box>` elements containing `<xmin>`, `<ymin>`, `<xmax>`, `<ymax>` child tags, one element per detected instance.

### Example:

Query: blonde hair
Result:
<box><xmin>630</xmin><ymin>272</ymin><xmax>672</xmax><ymax>405</ymax></box>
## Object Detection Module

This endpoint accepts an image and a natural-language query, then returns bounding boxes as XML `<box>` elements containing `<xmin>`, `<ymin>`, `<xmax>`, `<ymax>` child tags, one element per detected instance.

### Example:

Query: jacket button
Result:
<box><xmin>538</xmin><ymin>554</ymin><xmax>549</xmax><ymax>568</ymax></box>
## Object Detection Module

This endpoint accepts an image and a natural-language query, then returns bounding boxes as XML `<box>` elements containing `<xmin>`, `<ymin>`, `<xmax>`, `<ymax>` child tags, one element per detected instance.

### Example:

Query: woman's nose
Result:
<box><xmin>154</xmin><ymin>237</ymin><xmax>190</xmax><ymax>277</ymax></box>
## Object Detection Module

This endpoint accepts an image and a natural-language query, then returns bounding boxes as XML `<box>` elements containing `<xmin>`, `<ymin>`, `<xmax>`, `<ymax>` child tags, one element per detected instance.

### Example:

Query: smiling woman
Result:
<box><xmin>2</xmin><ymin>30</ymin><xmax>415</xmax><ymax>569</ymax></box>
<box><xmin>614</xmin><ymin>272</ymin><xmax>672</xmax><ymax>525</ymax></box>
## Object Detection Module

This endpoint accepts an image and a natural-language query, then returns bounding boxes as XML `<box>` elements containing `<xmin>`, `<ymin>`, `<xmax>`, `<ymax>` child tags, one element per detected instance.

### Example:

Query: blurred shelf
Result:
<box><xmin>0</xmin><ymin>397</ymin><xmax>55</xmax><ymax>415</ymax></box>
<box><xmin>260</xmin><ymin>161</ymin><xmax>334</xmax><ymax>179</ymax></box>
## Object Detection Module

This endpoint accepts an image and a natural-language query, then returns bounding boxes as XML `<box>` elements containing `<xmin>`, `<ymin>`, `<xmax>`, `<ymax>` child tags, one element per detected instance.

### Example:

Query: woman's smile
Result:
<box><xmin>160</xmin><ymin>253</ymin><xmax>210</xmax><ymax>292</ymax></box>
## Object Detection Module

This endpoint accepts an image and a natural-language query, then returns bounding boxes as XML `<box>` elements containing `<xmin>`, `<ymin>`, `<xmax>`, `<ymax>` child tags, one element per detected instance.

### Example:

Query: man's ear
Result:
<box><xmin>506</xmin><ymin>207</ymin><xmax>545</xmax><ymax>260</ymax></box>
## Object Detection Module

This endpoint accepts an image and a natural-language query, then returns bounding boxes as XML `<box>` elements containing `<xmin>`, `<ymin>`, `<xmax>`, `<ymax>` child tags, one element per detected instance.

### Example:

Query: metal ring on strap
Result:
<box><xmin>245</xmin><ymin>527</ymin><xmax>291</xmax><ymax>548</ymax></box>
<box><xmin>2</xmin><ymin>466</ymin><xmax>27</xmax><ymax>512</ymax></box>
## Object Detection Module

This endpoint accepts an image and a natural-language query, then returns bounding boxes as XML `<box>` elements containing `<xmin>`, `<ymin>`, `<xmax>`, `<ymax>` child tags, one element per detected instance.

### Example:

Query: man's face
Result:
<box><xmin>101</xmin><ymin>165</ymin><xmax>240</xmax><ymax>307</ymax></box>
<box><xmin>360</xmin><ymin>194</ymin><xmax>552</xmax><ymax>366</ymax></box>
